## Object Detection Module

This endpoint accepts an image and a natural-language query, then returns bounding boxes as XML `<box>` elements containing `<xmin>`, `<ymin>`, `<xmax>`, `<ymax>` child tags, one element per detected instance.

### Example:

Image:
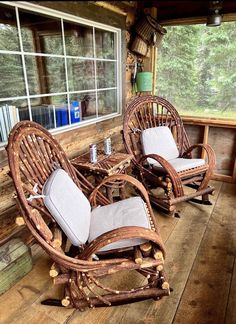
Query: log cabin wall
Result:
<box><xmin>0</xmin><ymin>1</ymin><xmax>144</xmax><ymax>245</ymax></box>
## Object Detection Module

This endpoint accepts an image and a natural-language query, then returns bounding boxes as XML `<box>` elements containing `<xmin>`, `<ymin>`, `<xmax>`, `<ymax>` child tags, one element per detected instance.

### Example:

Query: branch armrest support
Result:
<box><xmin>80</xmin><ymin>226</ymin><xmax>166</xmax><ymax>260</ymax></box>
<box><xmin>182</xmin><ymin>144</ymin><xmax>216</xmax><ymax>167</ymax></box>
<box><xmin>140</xmin><ymin>154</ymin><xmax>184</xmax><ymax>197</ymax></box>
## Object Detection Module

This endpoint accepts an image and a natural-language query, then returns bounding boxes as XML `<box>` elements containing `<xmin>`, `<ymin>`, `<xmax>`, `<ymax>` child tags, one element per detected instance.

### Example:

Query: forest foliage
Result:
<box><xmin>156</xmin><ymin>22</ymin><xmax>236</xmax><ymax>118</ymax></box>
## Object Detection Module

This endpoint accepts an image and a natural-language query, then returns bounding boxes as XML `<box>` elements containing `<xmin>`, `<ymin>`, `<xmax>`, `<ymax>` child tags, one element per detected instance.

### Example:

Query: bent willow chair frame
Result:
<box><xmin>7</xmin><ymin>121</ymin><xmax>169</xmax><ymax>310</ymax></box>
<box><xmin>123</xmin><ymin>95</ymin><xmax>216</xmax><ymax>215</ymax></box>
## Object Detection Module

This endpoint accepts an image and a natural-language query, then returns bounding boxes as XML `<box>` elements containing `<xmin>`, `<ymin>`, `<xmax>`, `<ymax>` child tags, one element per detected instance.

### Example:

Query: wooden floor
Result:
<box><xmin>1</xmin><ymin>181</ymin><xmax>236</xmax><ymax>324</ymax></box>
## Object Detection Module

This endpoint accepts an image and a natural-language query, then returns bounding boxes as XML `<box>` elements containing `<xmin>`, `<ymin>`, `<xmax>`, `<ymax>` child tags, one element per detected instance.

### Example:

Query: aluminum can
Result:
<box><xmin>89</xmin><ymin>144</ymin><xmax>97</xmax><ymax>163</ymax></box>
<box><xmin>104</xmin><ymin>137</ymin><xmax>112</xmax><ymax>155</ymax></box>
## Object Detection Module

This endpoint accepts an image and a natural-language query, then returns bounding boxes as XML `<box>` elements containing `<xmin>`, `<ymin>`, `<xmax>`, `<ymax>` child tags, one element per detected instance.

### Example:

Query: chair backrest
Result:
<box><xmin>141</xmin><ymin>126</ymin><xmax>179</xmax><ymax>164</ymax></box>
<box><xmin>123</xmin><ymin>95</ymin><xmax>191</xmax><ymax>165</ymax></box>
<box><xmin>6</xmin><ymin>121</ymin><xmax>96</xmax><ymax>253</ymax></box>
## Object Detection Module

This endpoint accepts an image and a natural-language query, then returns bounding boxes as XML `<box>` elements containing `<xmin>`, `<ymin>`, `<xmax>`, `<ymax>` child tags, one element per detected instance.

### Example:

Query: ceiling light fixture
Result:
<box><xmin>206</xmin><ymin>1</ymin><xmax>223</xmax><ymax>27</ymax></box>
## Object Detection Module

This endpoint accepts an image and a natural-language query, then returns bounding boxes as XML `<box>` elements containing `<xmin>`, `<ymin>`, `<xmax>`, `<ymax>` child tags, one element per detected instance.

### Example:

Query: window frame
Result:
<box><xmin>0</xmin><ymin>1</ymin><xmax>122</xmax><ymax>148</ymax></box>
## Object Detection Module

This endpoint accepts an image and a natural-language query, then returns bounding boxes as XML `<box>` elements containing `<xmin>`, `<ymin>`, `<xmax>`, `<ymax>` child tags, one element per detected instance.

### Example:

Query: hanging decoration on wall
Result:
<box><xmin>130</xmin><ymin>15</ymin><xmax>167</xmax><ymax>57</ymax></box>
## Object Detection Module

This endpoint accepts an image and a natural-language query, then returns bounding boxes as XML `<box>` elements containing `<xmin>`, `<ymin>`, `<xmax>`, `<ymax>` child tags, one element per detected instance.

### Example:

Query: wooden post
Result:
<box><xmin>201</xmin><ymin>125</ymin><xmax>209</xmax><ymax>159</ymax></box>
<box><xmin>232</xmin><ymin>158</ymin><xmax>236</xmax><ymax>184</ymax></box>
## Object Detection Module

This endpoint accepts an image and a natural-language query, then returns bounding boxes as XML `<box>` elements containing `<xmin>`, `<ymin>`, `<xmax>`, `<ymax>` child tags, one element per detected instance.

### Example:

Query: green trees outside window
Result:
<box><xmin>156</xmin><ymin>22</ymin><xmax>236</xmax><ymax>119</ymax></box>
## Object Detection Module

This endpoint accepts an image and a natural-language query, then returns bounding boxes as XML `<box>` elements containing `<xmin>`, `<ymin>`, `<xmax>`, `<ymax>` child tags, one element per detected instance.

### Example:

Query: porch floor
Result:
<box><xmin>1</xmin><ymin>181</ymin><xmax>236</xmax><ymax>324</ymax></box>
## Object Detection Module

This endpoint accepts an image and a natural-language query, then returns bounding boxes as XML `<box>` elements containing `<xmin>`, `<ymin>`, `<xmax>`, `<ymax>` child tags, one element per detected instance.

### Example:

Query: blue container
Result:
<box><xmin>70</xmin><ymin>101</ymin><xmax>80</xmax><ymax>124</ymax></box>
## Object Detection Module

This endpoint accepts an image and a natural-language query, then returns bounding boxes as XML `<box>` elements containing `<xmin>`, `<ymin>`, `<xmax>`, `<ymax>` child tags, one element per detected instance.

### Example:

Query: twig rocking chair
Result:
<box><xmin>123</xmin><ymin>95</ymin><xmax>216</xmax><ymax>216</ymax></box>
<box><xmin>7</xmin><ymin>121</ymin><xmax>169</xmax><ymax>310</ymax></box>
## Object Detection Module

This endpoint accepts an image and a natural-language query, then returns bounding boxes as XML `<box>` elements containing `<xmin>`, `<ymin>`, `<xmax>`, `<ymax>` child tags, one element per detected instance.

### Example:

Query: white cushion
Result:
<box><xmin>141</xmin><ymin>126</ymin><xmax>179</xmax><ymax>165</ymax></box>
<box><xmin>43</xmin><ymin>169</ymin><xmax>91</xmax><ymax>246</ymax></box>
<box><xmin>153</xmin><ymin>157</ymin><xmax>206</xmax><ymax>173</ymax></box>
<box><xmin>89</xmin><ymin>197</ymin><xmax>150</xmax><ymax>252</ymax></box>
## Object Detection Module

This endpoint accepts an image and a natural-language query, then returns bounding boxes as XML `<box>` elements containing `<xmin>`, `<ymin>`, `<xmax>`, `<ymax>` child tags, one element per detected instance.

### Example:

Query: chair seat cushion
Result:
<box><xmin>43</xmin><ymin>168</ymin><xmax>91</xmax><ymax>246</ymax></box>
<box><xmin>89</xmin><ymin>197</ymin><xmax>151</xmax><ymax>252</ymax></box>
<box><xmin>153</xmin><ymin>157</ymin><xmax>206</xmax><ymax>173</ymax></box>
<box><xmin>141</xmin><ymin>126</ymin><xmax>179</xmax><ymax>164</ymax></box>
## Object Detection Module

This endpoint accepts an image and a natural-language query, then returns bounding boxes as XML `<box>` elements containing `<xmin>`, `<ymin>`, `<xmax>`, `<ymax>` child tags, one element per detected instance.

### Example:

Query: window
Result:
<box><xmin>0</xmin><ymin>2</ymin><xmax>121</xmax><ymax>145</ymax></box>
<box><xmin>156</xmin><ymin>22</ymin><xmax>236</xmax><ymax>119</ymax></box>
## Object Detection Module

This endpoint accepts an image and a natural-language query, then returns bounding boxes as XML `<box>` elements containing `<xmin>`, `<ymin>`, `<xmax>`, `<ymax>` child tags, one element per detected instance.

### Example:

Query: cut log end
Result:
<box><xmin>49</xmin><ymin>262</ymin><xmax>59</xmax><ymax>278</ymax></box>
<box><xmin>140</xmin><ymin>242</ymin><xmax>152</xmax><ymax>257</ymax></box>
<box><xmin>61</xmin><ymin>296</ymin><xmax>70</xmax><ymax>307</ymax></box>
<box><xmin>161</xmin><ymin>281</ymin><xmax>170</xmax><ymax>290</ymax></box>
<box><xmin>15</xmin><ymin>216</ymin><xmax>25</xmax><ymax>226</ymax></box>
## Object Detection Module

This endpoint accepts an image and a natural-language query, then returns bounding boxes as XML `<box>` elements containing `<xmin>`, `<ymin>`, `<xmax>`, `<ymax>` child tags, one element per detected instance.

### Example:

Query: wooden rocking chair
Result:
<box><xmin>123</xmin><ymin>95</ymin><xmax>216</xmax><ymax>216</ymax></box>
<box><xmin>7</xmin><ymin>121</ymin><xmax>169</xmax><ymax>310</ymax></box>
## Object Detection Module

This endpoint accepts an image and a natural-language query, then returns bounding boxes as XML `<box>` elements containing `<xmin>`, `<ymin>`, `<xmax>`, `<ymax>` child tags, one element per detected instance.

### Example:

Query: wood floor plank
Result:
<box><xmin>225</xmin><ymin>259</ymin><xmax>236</xmax><ymax>324</ymax></box>
<box><xmin>117</xmin><ymin>181</ymin><xmax>222</xmax><ymax>324</ymax></box>
<box><xmin>0</xmin><ymin>250</ymin><xmax>52</xmax><ymax>324</ymax></box>
<box><xmin>0</xmin><ymin>181</ymin><xmax>225</xmax><ymax>324</ymax></box>
<box><xmin>173</xmin><ymin>183</ymin><xmax>236</xmax><ymax>324</ymax></box>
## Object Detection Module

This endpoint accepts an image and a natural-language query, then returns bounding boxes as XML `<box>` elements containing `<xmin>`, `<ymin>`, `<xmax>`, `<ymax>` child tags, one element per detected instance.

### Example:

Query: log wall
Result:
<box><xmin>0</xmin><ymin>1</ymin><xmax>140</xmax><ymax>245</ymax></box>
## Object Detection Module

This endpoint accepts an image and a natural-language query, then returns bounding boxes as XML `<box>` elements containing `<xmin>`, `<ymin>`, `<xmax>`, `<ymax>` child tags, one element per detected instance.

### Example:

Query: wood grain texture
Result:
<box><xmin>1</xmin><ymin>181</ymin><xmax>236</xmax><ymax>324</ymax></box>
<box><xmin>116</xmin><ymin>181</ymin><xmax>222</xmax><ymax>324</ymax></box>
<box><xmin>173</xmin><ymin>182</ymin><xmax>236</xmax><ymax>324</ymax></box>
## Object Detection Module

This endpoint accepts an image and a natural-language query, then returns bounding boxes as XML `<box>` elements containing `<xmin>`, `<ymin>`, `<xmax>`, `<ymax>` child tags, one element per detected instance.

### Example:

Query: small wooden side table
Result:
<box><xmin>71</xmin><ymin>152</ymin><xmax>133</xmax><ymax>201</ymax></box>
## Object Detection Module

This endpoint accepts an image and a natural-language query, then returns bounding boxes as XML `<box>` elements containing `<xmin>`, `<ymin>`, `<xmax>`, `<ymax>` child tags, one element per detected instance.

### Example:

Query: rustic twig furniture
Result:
<box><xmin>7</xmin><ymin>121</ymin><xmax>169</xmax><ymax>310</ymax></box>
<box><xmin>71</xmin><ymin>151</ymin><xmax>132</xmax><ymax>202</ymax></box>
<box><xmin>123</xmin><ymin>95</ymin><xmax>216</xmax><ymax>216</ymax></box>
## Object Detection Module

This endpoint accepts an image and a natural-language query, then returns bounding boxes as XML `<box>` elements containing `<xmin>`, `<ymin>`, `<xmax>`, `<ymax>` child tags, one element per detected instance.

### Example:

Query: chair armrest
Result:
<box><xmin>140</xmin><ymin>154</ymin><xmax>184</xmax><ymax>197</ymax></box>
<box><xmin>182</xmin><ymin>144</ymin><xmax>216</xmax><ymax>167</ymax></box>
<box><xmin>80</xmin><ymin>226</ymin><xmax>166</xmax><ymax>260</ymax></box>
<box><xmin>89</xmin><ymin>173</ymin><xmax>150</xmax><ymax>207</ymax></box>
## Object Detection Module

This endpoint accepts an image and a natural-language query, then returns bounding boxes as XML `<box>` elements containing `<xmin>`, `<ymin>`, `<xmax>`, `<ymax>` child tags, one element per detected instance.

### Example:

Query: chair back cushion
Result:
<box><xmin>141</xmin><ymin>126</ymin><xmax>179</xmax><ymax>164</ymax></box>
<box><xmin>43</xmin><ymin>168</ymin><xmax>91</xmax><ymax>246</ymax></box>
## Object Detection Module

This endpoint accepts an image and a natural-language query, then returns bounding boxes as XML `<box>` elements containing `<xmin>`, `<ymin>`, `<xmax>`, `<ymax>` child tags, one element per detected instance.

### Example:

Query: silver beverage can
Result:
<box><xmin>89</xmin><ymin>144</ymin><xmax>97</xmax><ymax>163</ymax></box>
<box><xmin>104</xmin><ymin>137</ymin><xmax>112</xmax><ymax>155</ymax></box>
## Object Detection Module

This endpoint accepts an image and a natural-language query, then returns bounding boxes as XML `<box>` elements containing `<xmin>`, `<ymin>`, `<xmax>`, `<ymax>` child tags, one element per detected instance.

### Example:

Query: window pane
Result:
<box><xmin>95</xmin><ymin>29</ymin><xmax>115</xmax><ymax>59</ymax></box>
<box><xmin>70</xmin><ymin>92</ymin><xmax>96</xmax><ymax>121</ymax></box>
<box><xmin>0</xmin><ymin>99</ymin><xmax>28</xmax><ymax>143</ymax></box>
<box><xmin>25</xmin><ymin>56</ymin><xmax>66</xmax><ymax>95</ymax></box>
<box><xmin>0</xmin><ymin>54</ymin><xmax>26</xmax><ymax>98</ymax></box>
<box><xmin>98</xmin><ymin>89</ymin><xmax>117</xmax><ymax>117</ymax></box>
<box><xmin>97</xmin><ymin>61</ymin><xmax>116</xmax><ymax>89</ymax></box>
<box><xmin>67</xmin><ymin>58</ymin><xmax>95</xmax><ymax>91</ymax></box>
<box><xmin>64</xmin><ymin>21</ymin><xmax>93</xmax><ymax>57</ymax></box>
<box><xmin>156</xmin><ymin>22</ymin><xmax>236</xmax><ymax>119</ymax></box>
<box><xmin>30</xmin><ymin>95</ymin><xmax>67</xmax><ymax>129</ymax></box>
<box><xmin>19</xmin><ymin>9</ymin><xmax>63</xmax><ymax>55</ymax></box>
<box><xmin>0</xmin><ymin>4</ymin><xmax>20</xmax><ymax>51</ymax></box>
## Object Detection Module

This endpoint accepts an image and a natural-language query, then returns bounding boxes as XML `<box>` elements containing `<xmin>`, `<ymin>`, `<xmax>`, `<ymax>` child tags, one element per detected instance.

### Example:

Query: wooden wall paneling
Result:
<box><xmin>184</xmin><ymin>121</ymin><xmax>236</xmax><ymax>183</ymax></box>
<box><xmin>184</xmin><ymin>124</ymin><xmax>204</xmax><ymax>158</ymax></box>
<box><xmin>208</xmin><ymin>126</ymin><xmax>236</xmax><ymax>176</ymax></box>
